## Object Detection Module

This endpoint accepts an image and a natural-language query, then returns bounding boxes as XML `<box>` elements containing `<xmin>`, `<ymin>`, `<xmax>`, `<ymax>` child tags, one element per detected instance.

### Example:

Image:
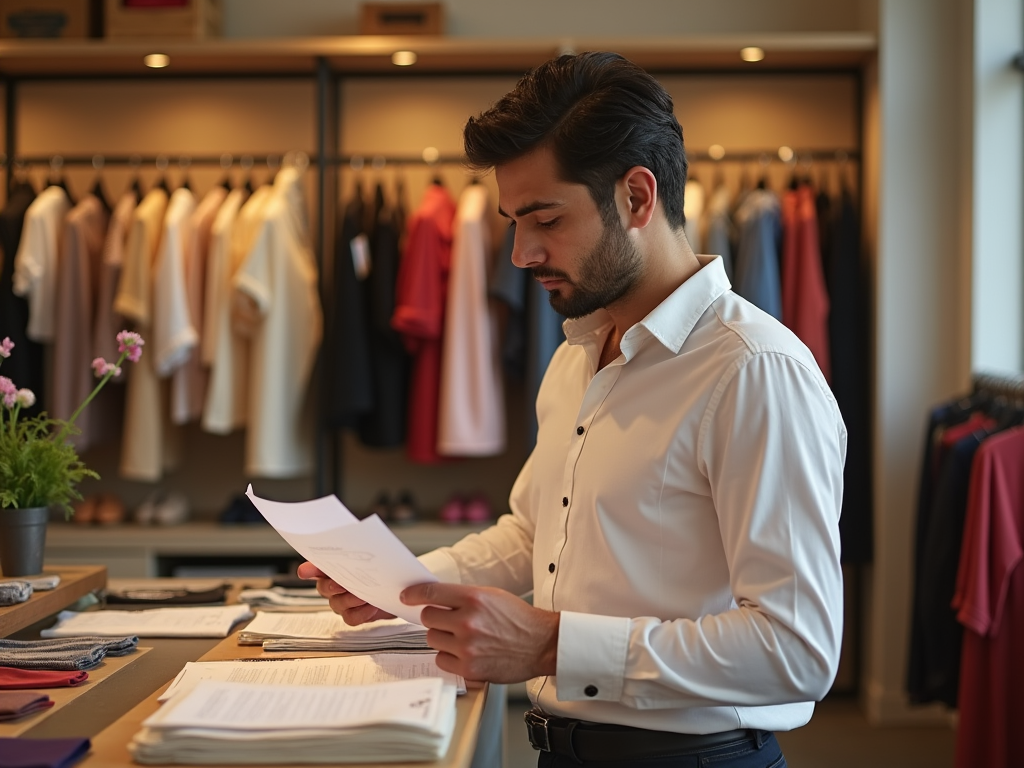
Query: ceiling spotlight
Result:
<box><xmin>778</xmin><ymin>146</ymin><xmax>795</xmax><ymax>162</ymax></box>
<box><xmin>740</xmin><ymin>47</ymin><xmax>765</xmax><ymax>63</ymax></box>
<box><xmin>422</xmin><ymin>146</ymin><xmax>440</xmax><ymax>164</ymax></box>
<box><xmin>708</xmin><ymin>144</ymin><xmax>726</xmax><ymax>160</ymax></box>
<box><xmin>144</xmin><ymin>53</ymin><xmax>170</xmax><ymax>69</ymax></box>
<box><xmin>392</xmin><ymin>50</ymin><xmax>417</xmax><ymax>66</ymax></box>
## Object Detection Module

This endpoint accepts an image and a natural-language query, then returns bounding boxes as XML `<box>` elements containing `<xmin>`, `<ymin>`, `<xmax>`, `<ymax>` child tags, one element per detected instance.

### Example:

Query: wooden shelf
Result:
<box><xmin>0</xmin><ymin>564</ymin><xmax>107</xmax><ymax>637</ymax></box>
<box><xmin>0</xmin><ymin>32</ymin><xmax>876</xmax><ymax>76</ymax></box>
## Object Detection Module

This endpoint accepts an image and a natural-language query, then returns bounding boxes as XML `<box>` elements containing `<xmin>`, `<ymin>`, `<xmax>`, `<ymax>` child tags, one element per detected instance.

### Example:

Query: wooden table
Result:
<box><xmin>0</xmin><ymin>564</ymin><xmax>107</xmax><ymax>636</ymax></box>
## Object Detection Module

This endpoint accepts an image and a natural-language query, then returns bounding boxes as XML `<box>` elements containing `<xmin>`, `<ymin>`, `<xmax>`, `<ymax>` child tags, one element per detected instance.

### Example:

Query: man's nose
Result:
<box><xmin>510</xmin><ymin>226</ymin><xmax>544</xmax><ymax>269</ymax></box>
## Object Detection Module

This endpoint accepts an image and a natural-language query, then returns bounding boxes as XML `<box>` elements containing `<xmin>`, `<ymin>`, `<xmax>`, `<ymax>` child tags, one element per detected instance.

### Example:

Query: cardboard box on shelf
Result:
<box><xmin>0</xmin><ymin>0</ymin><xmax>95</xmax><ymax>38</ymax></box>
<box><xmin>104</xmin><ymin>0</ymin><xmax>220</xmax><ymax>39</ymax></box>
<box><xmin>359</xmin><ymin>2</ymin><xmax>443</xmax><ymax>36</ymax></box>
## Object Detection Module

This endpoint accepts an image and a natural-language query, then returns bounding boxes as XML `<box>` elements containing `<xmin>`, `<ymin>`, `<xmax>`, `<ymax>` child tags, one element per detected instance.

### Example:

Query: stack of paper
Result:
<box><xmin>238</xmin><ymin>587</ymin><xmax>329</xmax><ymax>611</ymax></box>
<box><xmin>237</xmin><ymin>611</ymin><xmax>430</xmax><ymax>652</ymax></box>
<box><xmin>40</xmin><ymin>605</ymin><xmax>254</xmax><ymax>639</ymax></box>
<box><xmin>129</xmin><ymin>678</ymin><xmax>457</xmax><ymax>764</ymax></box>
<box><xmin>160</xmin><ymin>654</ymin><xmax>466</xmax><ymax>701</ymax></box>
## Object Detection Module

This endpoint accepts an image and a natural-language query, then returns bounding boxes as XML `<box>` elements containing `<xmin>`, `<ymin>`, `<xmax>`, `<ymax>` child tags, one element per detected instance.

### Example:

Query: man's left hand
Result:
<box><xmin>401</xmin><ymin>583</ymin><xmax>559</xmax><ymax>684</ymax></box>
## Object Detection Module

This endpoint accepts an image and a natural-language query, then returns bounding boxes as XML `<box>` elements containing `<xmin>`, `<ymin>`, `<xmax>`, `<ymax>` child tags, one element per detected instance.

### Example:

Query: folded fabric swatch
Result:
<box><xmin>0</xmin><ymin>737</ymin><xmax>91</xmax><ymax>768</ymax></box>
<box><xmin>0</xmin><ymin>582</ymin><xmax>32</xmax><ymax>607</ymax></box>
<box><xmin>0</xmin><ymin>637</ymin><xmax>138</xmax><ymax>671</ymax></box>
<box><xmin>0</xmin><ymin>667</ymin><xmax>88</xmax><ymax>689</ymax></box>
<box><xmin>0</xmin><ymin>691</ymin><xmax>53</xmax><ymax>721</ymax></box>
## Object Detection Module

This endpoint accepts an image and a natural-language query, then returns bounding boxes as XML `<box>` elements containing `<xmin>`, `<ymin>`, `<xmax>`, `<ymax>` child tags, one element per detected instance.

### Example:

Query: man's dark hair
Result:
<box><xmin>463</xmin><ymin>51</ymin><xmax>687</xmax><ymax>228</ymax></box>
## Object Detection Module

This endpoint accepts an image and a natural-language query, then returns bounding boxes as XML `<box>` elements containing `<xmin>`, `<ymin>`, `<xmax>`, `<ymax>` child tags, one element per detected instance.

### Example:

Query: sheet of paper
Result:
<box><xmin>246</xmin><ymin>486</ymin><xmax>437</xmax><ymax>624</ymax></box>
<box><xmin>146</xmin><ymin>678</ymin><xmax>447</xmax><ymax>731</ymax></box>
<box><xmin>240</xmin><ymin>611</ymin><xmax>424</xmax><ymax>640</ymax></box>
<box><xmin>160</xmin><ymin>654</ymin><xmax>464</xmax><ymax>702</ymax></box>
<box><xmin>39</xmin><ymin>605</ymin><xmax>254</xmax><ymax>638</ymax></box>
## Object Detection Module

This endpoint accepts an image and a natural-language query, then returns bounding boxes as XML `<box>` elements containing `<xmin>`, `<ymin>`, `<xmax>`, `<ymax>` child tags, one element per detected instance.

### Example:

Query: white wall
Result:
<box><xmin>222</xmin><ymin>0</ymin><xmax>875</xmax><ymax>38</ymax></box>
<box><xmin>867</xmin><ymin>0</ymin><xmax>973</xmax><ymax>723</ymax></box>
<box><xmin>970</xmin><ymin>0</ymin><xmax>1024</xmax><ymax>374</ymax></box>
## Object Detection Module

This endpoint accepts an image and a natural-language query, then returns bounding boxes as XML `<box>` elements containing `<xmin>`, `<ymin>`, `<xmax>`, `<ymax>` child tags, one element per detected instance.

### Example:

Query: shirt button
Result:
<box><xmin>548</xmin><ymin>563</ymin><xmax>555</xmax><ymax>573</ymax></box>
<box><xmin>584</xmin><ymin>685</ymin><xmax>598</xmax><ymax>697</ymax></box>
<box><xmin>576</xmin><ymin>426</ymin><xmax>584</xmax><ymax>435</ymax></box>
<box><xmin>562</xmin><ymin>497</ymin><xmax>568</xmax><ymax>507</ymax></box>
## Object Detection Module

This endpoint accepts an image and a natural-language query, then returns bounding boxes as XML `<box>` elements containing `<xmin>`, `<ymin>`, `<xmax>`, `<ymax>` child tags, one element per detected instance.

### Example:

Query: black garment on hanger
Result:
<box><xmin>0</xmin><ymin>183</ymin><xmax>45</xmax><ymax>418</ymax></box>
<box><xmin>357</xmin><ymin>183</ymin><xmax>409</xmax><ymax>448</ymax></box>
<box><xmin>91</xmin><ymin>177</ymin><xmax>113</xmax><ymax>213</ymax></box>
<box><xmin>323</xmin><ymin>188</ymin><xmax>375</xmax><ymax>429</ymax></box>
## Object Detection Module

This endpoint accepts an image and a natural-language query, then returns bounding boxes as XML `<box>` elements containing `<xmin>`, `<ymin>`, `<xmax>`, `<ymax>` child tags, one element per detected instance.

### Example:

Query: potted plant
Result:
<box><xmin>0</xmin><ymin>331</ymin><xmax>144</xmax><ymax>577</ymax></box>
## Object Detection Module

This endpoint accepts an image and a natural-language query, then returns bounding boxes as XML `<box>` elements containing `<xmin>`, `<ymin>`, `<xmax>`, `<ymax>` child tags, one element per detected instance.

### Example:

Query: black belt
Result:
<box><xmin>524</xmin><ymin>708</ymin><xmax>766</xmax><ymax>763</ymax></box>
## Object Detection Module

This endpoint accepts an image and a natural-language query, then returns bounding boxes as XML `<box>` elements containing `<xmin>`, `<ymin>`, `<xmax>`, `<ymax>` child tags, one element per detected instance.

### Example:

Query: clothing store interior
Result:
<box><xmin>0</xmin><ymin>1</ymin><xmax>1020</xmax><ymax>767</ymax></box>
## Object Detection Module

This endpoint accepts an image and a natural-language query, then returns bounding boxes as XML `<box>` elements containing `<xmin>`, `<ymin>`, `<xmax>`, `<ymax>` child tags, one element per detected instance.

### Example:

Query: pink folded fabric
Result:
<box><xmin>0</xmin><ymin>691</ymin><xmax>53</xmax><ymax>721</ymax></box>
<box><xmin>0</xmin><ymin>668</ymin><xmax>88</xmax><ymax>689</ymax></box>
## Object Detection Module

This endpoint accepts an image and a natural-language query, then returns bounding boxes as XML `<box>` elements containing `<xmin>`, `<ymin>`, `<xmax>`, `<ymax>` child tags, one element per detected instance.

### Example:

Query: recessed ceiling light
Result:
<box><xmin>740</xmin><ymin>47</ymin><xmax>765</xmax><ymax>63</ymax></box>
<box><xmin>144</xmin><ymin>53</ymin><xmax>170</xmax><ymax>69</ymax></box>
<box><xmin>708</xmin><ymin>144</ymin><xmax>726</xmax><ymax>160</ymax></box>
<box><xmin>392</xmin><ymin>50</ymin><xmax>417</xmax><ymax>66</ymax></box>
<box><xmin>778</xmin><ymin>146</ymin><xmax>794</xmax><ymax>162</ymax></box>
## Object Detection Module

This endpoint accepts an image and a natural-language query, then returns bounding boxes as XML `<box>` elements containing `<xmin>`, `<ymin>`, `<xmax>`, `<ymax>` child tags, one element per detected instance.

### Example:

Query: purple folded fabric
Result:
<box><xmin>0</xmin><ymin>691</ymin><xmax>53</xmax><ymax>721</ymax></box>
<box><xmin>0</xmin><ymin>737</ymin><xmax>90</xmax><ymax>768</ymax></box>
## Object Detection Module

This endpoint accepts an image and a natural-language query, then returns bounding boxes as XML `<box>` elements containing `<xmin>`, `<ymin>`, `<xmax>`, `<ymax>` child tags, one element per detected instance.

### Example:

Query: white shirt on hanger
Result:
<box><xmin>153</xmin><ymin>187</ymin><xmax>198</xmax><ymax>381</ymax></box>
<box><xmin>94</xmin><ymin>192</ymin><xmax>137</xmax><ymax>364</ymax></box>
<box><xmin>12</xmin><ymin>185</ymin><xmax>71</xmax><ymax>342</ymax></box>
<box><xmin>437</xmin><ymin>182</ymin><xmax>505</xmax><ymax>456</ymax></box>
<box><xmin>232</xmin><ymin>167</ymin><xmax>322</xmax><ymax>478</ymax></box>
<box><xmin>202</xmin><ymin>186</ymin><xmax>264</xmax><ymax>435</ymax></box>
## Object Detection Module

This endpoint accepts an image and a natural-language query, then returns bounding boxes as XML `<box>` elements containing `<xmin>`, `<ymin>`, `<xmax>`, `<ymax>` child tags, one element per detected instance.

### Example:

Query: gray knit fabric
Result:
<box><xmin>0</xmin><ymin>636</ymin><xmax>138</xmax><ymax>670</ymax></box>
<box><xmin>0</xmin><ymin>582</ymin><xmax>32</xmax><ymax>606</ymax></box>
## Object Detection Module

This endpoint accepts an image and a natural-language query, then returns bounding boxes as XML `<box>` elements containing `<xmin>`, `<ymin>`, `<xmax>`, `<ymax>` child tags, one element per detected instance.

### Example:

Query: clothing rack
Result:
<box><xmin>7</xmin><ymin>153</ymin><xmax>305</xmax><ymax>170</ymax></box>
<box><xmin>972</xmin><ymin>371</ymin><xmax>1024</xmax><ymax>404</ymax></box>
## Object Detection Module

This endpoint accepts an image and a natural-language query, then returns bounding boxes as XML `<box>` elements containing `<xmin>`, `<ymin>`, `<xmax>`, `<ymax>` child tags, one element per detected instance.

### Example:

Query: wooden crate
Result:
<box><xmin>104</xmin><ymin>0</ymin><xmax>220</xmax><ymax>39</ymax></box>
<box><xmin>0</xmin><ymin>0</ymin><xmax>90</xmax><ymax>38</ymax></box>
<box><xmin>359</xmin><ymin>2</ymin><xmax>443</xmax><ymax>36</ymax></box>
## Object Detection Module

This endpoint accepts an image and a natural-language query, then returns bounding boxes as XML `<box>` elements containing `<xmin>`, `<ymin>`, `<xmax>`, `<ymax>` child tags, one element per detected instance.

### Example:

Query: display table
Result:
<box><xmin>5</xmin><ymin>574</ymin><xmax>494</xmax><ymax>768</ymax></box>
<box><xmin>0</xmin><ymin>565</ymin><xmax>107</xmax><ymax>636</ymax></box>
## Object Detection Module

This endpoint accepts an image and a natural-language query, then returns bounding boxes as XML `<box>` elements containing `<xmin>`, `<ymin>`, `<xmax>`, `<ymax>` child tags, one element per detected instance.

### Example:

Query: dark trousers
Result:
<box><xmin>536</xmin><ymin>731</ymin><xmax>786</xmax><ymax>768</ymax></box>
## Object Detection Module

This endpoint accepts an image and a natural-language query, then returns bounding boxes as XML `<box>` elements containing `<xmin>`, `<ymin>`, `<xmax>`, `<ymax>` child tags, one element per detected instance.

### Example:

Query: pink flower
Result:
<box><xmin>0</xmin><ymin>376</ymin><xmax>15</xmax><ymax>397</ymax></box>
<box><xmin>116</xmin><ymin>331</ymin><xmax>145</xmax><ymax>363</ymax></box>
<box><xmin>2</xmin><ymin>392</ymin><xmax>14</xmax><ymax>408</ymax></box>
<box><xmin>15</xmin><ymin>389</ymin><xmax>35</xmax><ymax>408</ymax></box>
<box><xmin>92</xmin><ymin>357</ymin><xmax>121</xmax><ymax>378</ymax></box>
<box><xmin>0</xmin><ymin>337</ymin><xmax>13</xmax><ymax>359</ymax></box>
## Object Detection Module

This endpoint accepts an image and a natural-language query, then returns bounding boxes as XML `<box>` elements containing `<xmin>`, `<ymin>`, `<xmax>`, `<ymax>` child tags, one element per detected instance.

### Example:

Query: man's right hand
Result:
<box><xmin>296</xmin><ymin>562</ymin><xmax>396</xmax><ymax>625</ymax></box>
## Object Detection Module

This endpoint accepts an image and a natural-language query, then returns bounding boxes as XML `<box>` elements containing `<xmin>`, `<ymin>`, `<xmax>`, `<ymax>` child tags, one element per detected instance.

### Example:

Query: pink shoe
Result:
<box><xmin>439</xmin><ymin>495</ymin><xmax>465</xmax><ymax>524</ymax></box>
<box><xmin>463</xmin><ymin>495</ymin><xmax>492</xmax><ymax>524</ymax></box>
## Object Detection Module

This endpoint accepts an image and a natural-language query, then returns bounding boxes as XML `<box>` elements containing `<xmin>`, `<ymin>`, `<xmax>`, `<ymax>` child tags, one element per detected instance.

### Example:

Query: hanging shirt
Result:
<box><xmin>781</xmin><ymin>185</ymin><xmax>831</xmax><ymax>381</ymax></box>
<box><xmin>93</xmin><ymin>192</ymin><xmax>137</xmax><ymax>365</ymax></box>
<box><xmin>438</xmin><ymin>183</ymin><xmax>505</xmax><ymax>457</ymax></box>
<box><xmin>12</xmin><ymin>186</ymin><xmax>71</xmax><ymax>342</ymax></box>
<box><xmin>114</xmin><ymin>187</ymin><xmax>176</xmax><ymax>482</ymax></box>
<box><xmin>202</xmin><ymin>187</ymin><xmax>259</xmax><ymax>435</ymax></box>
<box><xmin>172</xmin><ymin>185</ymin><xmax>227</xmax><ymax>424</ymax></box>
<box><xmin>953</xmin><ymin>427</ymin><xmax>1024</xmax><ymax>768</ymax></box>
<box><xmin>703</xmin><ymin>184</ymin><xmax>734</xmax><ymax>283</ymax></box>
<box><xmin>51</xmin><ymin>194</ymin><xmax>110</xmax><ymax>450</ymax></box>
<box><xmin>152</xmin><ymin>187</ymin><xmax>198</xmax><ymax>382</ymax></box>
<box><xmin>682</xmin><ymin>178</ymin><xmax>704</xmax><ymax>254</ymax></box>
<box><xmin>732</xmin><ymin>188</ymin><xmax>782</xmax><ymax>320</ymax></box>
<box><xmin>391</xmin><ymin>183</ymin><xmax>457</xmax><ymax>464</ymax></box>
<box><xmin>0</xmin><ymin>184</ymin><xmax>43</xmax><ymax>416</ymax></box>
<box><xmin>233</xmin><ymin>167</ymin><xmax>322</xmax><ymax>478</ymax></box>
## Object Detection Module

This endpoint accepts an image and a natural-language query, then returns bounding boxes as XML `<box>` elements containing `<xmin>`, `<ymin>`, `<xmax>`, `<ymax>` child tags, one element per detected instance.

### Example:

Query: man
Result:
<box><xmin>300</xmin><ymin>51</ymin><xmax>845</xmax><ymax>768</ymax></box>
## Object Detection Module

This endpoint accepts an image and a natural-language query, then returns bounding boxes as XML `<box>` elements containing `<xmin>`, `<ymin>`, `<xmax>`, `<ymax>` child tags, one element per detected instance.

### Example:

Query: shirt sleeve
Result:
<box><xmin>153</xmin><ymin>215</ymin><xmax>199</xmax><ymax>376</ymax></box>
<box><xmin>557</xmin><ymin>351</ymin><xmax>846</xmax><ymax>708</ymax></box>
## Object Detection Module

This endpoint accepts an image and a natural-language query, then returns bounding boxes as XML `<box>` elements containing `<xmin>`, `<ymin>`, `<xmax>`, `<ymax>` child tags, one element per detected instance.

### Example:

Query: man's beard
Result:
<box><xmin>533</xmin><ymin>216</ymin><xmax>644</xmax><ymax>319</ymax></box>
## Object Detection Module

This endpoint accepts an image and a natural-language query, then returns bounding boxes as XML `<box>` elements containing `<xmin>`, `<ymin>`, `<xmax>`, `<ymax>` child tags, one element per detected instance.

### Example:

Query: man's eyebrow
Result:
<box><xmin>497</xmin><ymin>201</ymin><xmax>562</xmax><ymax>219</ymax></box>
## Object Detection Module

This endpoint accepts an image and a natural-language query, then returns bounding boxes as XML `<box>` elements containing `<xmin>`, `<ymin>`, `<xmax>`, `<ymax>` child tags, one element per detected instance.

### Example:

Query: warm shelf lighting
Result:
<box><xmin>392</xmin><ymin>50</ymin><xmax>418</xmax><ymax>66</ymax></box>
<box><xmin>778</xmin><ymin>146</ymin><xmax>794</xmax><ymax>162</ymax></box>
<box><xmin>144</xmin><ymin>53</ymin><xmax>170</xmax><ymax>69</ymax></box>
<box><xmin>422</xmin><ymin>146</ymin><xmax>440</xmax><ymax>163</ymax></box>
<box><xmin>740</xmin><ymin>46</ymin><xmax>765</xmax><ymax>63</ymax></box>
<box><xmin>708</xmin><ymin>144</ymin><xmax>726</xmax><ymax>160</ymax></box>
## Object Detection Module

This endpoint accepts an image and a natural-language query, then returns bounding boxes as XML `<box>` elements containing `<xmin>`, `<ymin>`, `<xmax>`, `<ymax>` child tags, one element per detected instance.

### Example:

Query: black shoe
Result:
<box><xmin>390</xmin><ymin>491</ymin><xmax>418</xmax><ymax>526</ymax></box>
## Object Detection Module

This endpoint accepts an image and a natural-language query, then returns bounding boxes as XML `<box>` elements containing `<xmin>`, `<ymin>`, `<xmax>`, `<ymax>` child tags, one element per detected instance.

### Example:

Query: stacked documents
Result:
<box><xmin>237</xmin><ymin>611</ymin><xmax>430</xmax><ymax>652</ymax></box>
<box><xmin>40</xmin><ymin>605</ymin><xmax>254</xmax><ymax>639</ymax></box>
<box><xmin>238</xmin><ymin>587</ymin><xmax>329</xmax><ymax>611</ymax></box>
<box><xmin>159</xmin><ymin>654</ymin><xmax>466</xmax><ymax>702</ymax></box>
<box><xmin>129</xmin><ymin>678</ymin><xmax>457</xmax><ymax>764</ymax></box>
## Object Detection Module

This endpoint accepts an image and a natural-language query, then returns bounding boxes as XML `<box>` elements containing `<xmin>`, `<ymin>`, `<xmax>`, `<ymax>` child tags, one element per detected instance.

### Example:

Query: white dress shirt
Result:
<box><xmin>420</xmin><ymin>254</ymin><xmax>846</xmax><ymax>735</ymax></box>
<box><xmin>12</xmin><ymin>186</ymin><xmax>71</xmax><ymax>342</ymax></box>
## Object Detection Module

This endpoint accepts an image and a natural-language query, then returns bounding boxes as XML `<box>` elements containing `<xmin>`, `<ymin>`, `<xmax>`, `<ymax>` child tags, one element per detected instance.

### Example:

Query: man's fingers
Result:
<box><xmin>401</xmin><ymin>581</ymin><xmax>469</xmax><ymax>608</ymax></box>
<box><xmin>296</xmin><ymin>562</ymin><xmax>325</xmax><ymax>580</ymax></box>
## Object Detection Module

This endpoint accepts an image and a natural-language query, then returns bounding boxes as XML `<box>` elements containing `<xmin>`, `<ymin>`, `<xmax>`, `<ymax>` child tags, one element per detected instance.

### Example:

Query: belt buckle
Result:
<box><xmin>524</xmin><ymin>709</ymin><xmax>552</xmax><ymax>752</ymax></box>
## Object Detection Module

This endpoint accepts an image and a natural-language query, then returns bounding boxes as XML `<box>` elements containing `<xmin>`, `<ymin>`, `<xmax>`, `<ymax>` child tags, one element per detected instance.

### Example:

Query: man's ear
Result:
<box><xmin>618</xmin><ymin>166</ymin><xmax>657</xmax><ymax>229</ymax></box>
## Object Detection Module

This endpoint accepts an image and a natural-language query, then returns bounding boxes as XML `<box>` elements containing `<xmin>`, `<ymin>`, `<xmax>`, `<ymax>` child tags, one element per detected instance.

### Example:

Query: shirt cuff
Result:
<box><xmin>556</xmin><ymin>611</ymin><xmax>629</xmax><ymax>702</ymax></box>
<box><xmin>417</xmin><ymin>549</ymin><xmax>462</xmax><ymax>584</ymax></box>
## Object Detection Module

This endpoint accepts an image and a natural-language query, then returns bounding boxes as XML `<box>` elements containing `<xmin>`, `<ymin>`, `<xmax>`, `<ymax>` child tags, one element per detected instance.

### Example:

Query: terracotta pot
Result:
<box><xmin>0</xmin><ymin>506</ymin><xmax>49</xmax><ymax>577</ymax></box>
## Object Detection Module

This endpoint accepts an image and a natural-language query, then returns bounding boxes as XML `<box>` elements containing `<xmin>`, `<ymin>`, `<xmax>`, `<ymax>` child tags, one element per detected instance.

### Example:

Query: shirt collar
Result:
<box><xmin>563</xmin><ymin>254</ymin><xmax>731</xmax><ymax>361</ymax></box>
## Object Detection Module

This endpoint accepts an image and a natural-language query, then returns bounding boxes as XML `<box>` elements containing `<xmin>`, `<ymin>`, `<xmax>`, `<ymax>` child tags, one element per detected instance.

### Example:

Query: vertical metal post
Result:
<box><xmin>314</xmin><ymin>55</ymin><xmax>339</xmax><ymax>498</ymax></box>
<box><xmin>5</xmin><ymin>79</ymin><xmax>16</xmax><ymax>194</ymax></box>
